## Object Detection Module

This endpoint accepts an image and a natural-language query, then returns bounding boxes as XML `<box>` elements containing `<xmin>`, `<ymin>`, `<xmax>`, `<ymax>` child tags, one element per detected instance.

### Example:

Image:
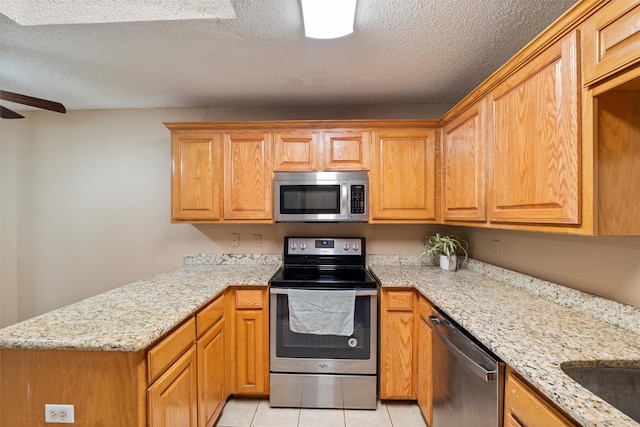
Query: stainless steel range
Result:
<box><xmin>269</xmin><ymin>236</ymin><xmax>378</xmax><ymax>410</ymax></box>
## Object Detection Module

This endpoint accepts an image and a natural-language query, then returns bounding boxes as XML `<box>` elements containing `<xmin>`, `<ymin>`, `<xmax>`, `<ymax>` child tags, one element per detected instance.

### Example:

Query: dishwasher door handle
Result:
<box><xmin>429</xmin><ymin>316</ymin><xmax>498</xmax><ymax>382</ymax></box>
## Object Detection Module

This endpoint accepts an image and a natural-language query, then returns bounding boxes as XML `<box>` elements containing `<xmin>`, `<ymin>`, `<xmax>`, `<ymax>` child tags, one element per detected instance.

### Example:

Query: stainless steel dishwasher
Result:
<box><xmin>430</xmin><ymin>307</ymin><xmax>505</xmax><ymax>427</ymax></box>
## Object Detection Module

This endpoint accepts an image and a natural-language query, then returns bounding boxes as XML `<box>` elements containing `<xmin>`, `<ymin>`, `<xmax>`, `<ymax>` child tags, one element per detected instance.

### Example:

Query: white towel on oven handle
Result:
<box><xmin>287</xmin><ymin>289</ymin><xmax>356</xmax><ymax>336</ymax></box>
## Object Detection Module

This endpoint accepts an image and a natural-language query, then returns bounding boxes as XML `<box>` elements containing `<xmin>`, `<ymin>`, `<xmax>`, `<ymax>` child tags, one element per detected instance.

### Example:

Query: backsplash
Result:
<box><xmin>184</xmin><ymin>253</ymin><xmax>282</xmax><ymax>266</ymax></box>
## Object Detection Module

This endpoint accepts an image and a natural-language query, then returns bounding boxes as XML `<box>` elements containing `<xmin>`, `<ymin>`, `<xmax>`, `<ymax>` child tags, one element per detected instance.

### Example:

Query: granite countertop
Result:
<box><xmin>369</xmin><ymin>255</ymin><xmax>640</xmax><ymax>427</ymax></box>
<box><xmin>0</xmin><ymin>254</ymin><xmax>281</xmax><ymax>352</ymax></box>
<box><xmin>1</xmin><ymin>253</ymin><xmax>639</xmax><ymax>426</ymax></box>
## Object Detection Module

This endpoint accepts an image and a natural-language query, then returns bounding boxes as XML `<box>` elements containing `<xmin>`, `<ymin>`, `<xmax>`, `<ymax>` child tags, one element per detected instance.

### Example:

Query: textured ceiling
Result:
<box><xmin>0</xmin><ymin>0</ymin><xmax>578</xmax><ymax>112</ymax></box>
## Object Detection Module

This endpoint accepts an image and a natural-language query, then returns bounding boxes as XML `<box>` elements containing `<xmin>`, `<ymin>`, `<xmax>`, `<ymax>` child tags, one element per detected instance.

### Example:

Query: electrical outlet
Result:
<box><xmin>230</xmin><ymin>233</ymin><xmax>239</xmax><ymax>247</ymax></box>
<box><xmin>45</xmin><ymin>404</ymin><xmax>74</xmax><ymax>423</ymax></box>
<box><xmin>253</xmin><ymin>234</ymin><xmax>261</xmax><ymax>247</ymax></box>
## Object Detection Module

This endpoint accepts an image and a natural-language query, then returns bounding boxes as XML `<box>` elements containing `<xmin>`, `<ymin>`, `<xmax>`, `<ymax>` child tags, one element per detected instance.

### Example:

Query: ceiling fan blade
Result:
<box><xmin>0</xmin><ymin>90</ymin><xmax>66</xmax><ymax>114</ymax></box>
<box><xmin>0</xmin><ymin>105</ymin><xmax>25</xmax><ymax>119</ymax></box>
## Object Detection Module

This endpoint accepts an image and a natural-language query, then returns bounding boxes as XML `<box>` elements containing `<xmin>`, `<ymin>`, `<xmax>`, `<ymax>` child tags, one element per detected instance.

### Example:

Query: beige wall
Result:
<box><xmin>1</xmin><ymin>105</ymin><xmax>639</xmax><ymax>327</ymax></box>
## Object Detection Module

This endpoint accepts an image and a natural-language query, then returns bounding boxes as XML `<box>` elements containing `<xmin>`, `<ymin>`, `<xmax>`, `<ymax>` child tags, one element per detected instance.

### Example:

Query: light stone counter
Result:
<box><xmin>0</xmin><ymin>254</ymin><xmax>281</xmax><ymax>352</ymax></box>
<box><xmin>2</xmin><ymin>252</ymin><xmax>639</xmax><ymax>426</ymax></box>
<box><xmin>369</xmin><ymin>255</ymin><xmax>640</xmax><ymax>427</ymax></box>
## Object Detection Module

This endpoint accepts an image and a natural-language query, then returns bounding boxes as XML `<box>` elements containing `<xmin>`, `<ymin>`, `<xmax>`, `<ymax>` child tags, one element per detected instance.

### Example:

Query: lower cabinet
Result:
<box><xmin>230</xmin><ymin>287</ymin><xmax>269</xmax><ymax>395</ymax></box>
<box><xmin>147</xmin><ymin>294</ymin><xmax>229</xmax><ymax>427</ymax></box>
<box><xmin>148</xmin><ymin>347</ymin><xmax>199</xmax><ymax>426</ymax></box>
<box><xmin>504</xmin><ymin>368</ymin><xmax>577</xmax><ymax>427</ymax></box>
<box><xmin>197</xmin><ymin>295</ymin><xmax>227</xmax><ymax>427</ymax></box>
<box><xmin>379</xmin><ymin>288</ymin><xmax>416</xmax><ymax>399</ymax></box>
<box><xmin>416</xmin><ymin>296</ymin><xmax>434</xmax><ymax>426</ymax></box>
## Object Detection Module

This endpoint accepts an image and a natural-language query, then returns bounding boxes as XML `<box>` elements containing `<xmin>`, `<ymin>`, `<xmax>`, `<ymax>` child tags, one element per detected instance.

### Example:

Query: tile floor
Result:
<box><xmin>214</xmin><ymin>398</ymin><xmax>428</xmax><ymax>427</ymax></box>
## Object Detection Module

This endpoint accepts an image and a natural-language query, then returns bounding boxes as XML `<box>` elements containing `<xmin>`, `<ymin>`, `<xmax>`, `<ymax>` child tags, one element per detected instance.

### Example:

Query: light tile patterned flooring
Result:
<box><xmin>214</xmin><ymin>398</ymin><xmax>428</xmax><ymax>427</ymax></box>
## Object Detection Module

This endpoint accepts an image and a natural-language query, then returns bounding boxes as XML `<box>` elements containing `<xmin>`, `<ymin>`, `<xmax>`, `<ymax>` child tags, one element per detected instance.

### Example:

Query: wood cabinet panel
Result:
<box><xmin>231</xmin><ymin>288</ymin><xmax>269</xmax><ymax>395</ymax></box>
<box><xmin>235</xmin><ymin>289</ymin><xmax>264</xmax><ymax>309</ymax></box>
<box><xmin>148</xmin><ymin>317</ymin><xmax>196</xmax><ymax>384</ymax></box>
<box><xmin>370</xmin><ymin>129</ymin><xmax>438</xmax><ymax>222</ymax></box>
<box><xmin>196</xmin><ymin>295</ymin><xmax>225</xmax><ymax>338</ymax></box>
<box><xmin>0</xmin><ymin>349</ymin><xmax>146</xmax><ymax>426</ymax></box>
<box><xmin>322</xmin><ymin>130</ymin><xmax>371</xmax><ymax>170</ymax></box>
<box><xmin>273</xmin><ymin>130</ymin><xmax>319</xmax><ymax>171</ymax></box>
<box><xmin>504</xmin><ymin>369</ymin><xmax>577</xmax><ymax>427</ymax></box>
<box><xmin>488</xmin><ymin>31</ymin><xmax>579</xmax><ymax>225</ymax></box>
<box><xmin>171</xmin><ymin>132</ymin><xmax>222</xmax><ymax>221</ymax></box>
<box><xmin>148</xmin><ymin>346</ymin><xmax>198</xmax><ymax>427</ymax></box>
<box><xmin>442</xmin><ymin>99</ymin><xmax>487</xmax><ymax>222</ymax></box>
<box><xmin>582</xmin><ymin>0</ymin><xmax>640</xmax><ymax>85</ymax></box>
<box><xmin>379</xmin><ymin>289</ymin><xmax>416</xmax><ymax>399</ymax></box>
<box><xmin>416</xmin><ymin>296</ymin><xmax>434</xmax><ymax>427</ymax></box>
<box><xmin>197</xmin><ymin>318</ymin><xmax>226</xmax><ymax>427</ymax></box>
<box><xmin>594</xmin><ymin>89</ymin><xmax>640</xmax><ymax>234</ymax></box>
<box><xmin>223</xmin><ymin>132</ymin><xmax>273</xmax><ymax>221</ymax></box>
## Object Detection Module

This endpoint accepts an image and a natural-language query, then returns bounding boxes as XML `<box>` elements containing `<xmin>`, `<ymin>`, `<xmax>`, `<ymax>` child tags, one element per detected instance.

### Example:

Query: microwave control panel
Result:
<box><xmin>351</xmin><ymin>185</ymin><xmax>366</xmax><ymax>214</ymax></box>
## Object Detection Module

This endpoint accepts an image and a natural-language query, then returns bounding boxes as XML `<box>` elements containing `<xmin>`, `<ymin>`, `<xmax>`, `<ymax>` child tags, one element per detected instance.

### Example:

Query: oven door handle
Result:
<box><xmin>269</xmin><ymin>288</ymin><xmax>378</xmax><ymax>296</ymax></box>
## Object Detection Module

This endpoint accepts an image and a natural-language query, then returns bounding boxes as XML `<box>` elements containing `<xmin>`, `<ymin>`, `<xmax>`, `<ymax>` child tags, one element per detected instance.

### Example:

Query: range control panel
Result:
<box><xmin>286</xmin><ymin>237</ymin><xmax>364</xmax><ymax>256</ymax></box>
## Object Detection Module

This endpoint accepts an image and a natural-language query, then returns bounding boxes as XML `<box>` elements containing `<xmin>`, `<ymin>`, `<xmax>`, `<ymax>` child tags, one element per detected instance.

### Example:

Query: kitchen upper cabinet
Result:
<box><xmin>582</xmin><ymin>0</ymin><xmax>640</xmax><ymax>86</ymax></box>
<box><xmin>370</xmin><ymin>128</ymin><xmax>438</xmax><ymax>222</ymax></box>
<box><xmin>223</xmin><ymin>132</ymin><xmax>273</xmax><ymax>221</ymax></box>
<box><xmin>230</xmin><ymin>288</ymin><xmax>269</xmax><ymax>395</ymax></box>
<box><xmin>273</xmin><ymin>129</ymin><xmax>370</xmax><ymax>171</ymax></box>
<box><xmin>416</xmin><ymin>295</ymin><xmax>434</xmax><ymax>426</ymax></box>
<box><xmin>379</xmin><ymin>289</ymin><xmax>416</xmax><ymax>399</ymax></box>
<box><xmin>442</xmin><ymin>99</ymin><xmax>487</xmax><ymax>222</ymax></box>
<box><xmin>488</xmin><ymin>30</ymin><xmax>580</xmax><ymax>225</ymax></box>
<box><xmin>322</xmin><ymin>129</ymin><xmax>370</xmax><ymax>170</ymax></box>
<box><xmin>171</xmin><ymin>131</ymin><xmax>222</xmax><ymax>222</ymax></box>
<box><xmin>273</xmin><ymin>130</ymin><xmax>320</xmax><ymax>171</ymax></box>
<box><xmin>504</xmin><ymin>368</ymin><xmax>577</xmax><ymax>427</ymax></box>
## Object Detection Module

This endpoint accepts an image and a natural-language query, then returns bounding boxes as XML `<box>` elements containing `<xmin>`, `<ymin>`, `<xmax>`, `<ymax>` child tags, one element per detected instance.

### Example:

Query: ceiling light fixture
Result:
<box><xmin>301</xmin><ymin>0</ymin><xmax>357</xmax><ymax>39</ymax></box>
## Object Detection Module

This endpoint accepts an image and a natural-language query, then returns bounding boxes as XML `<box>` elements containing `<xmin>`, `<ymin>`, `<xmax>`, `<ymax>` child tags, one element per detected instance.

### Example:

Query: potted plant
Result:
<box><xmin>422</xmin><ymin>232</ymin><xmax>469</xmax><ymax>271</ymax></box>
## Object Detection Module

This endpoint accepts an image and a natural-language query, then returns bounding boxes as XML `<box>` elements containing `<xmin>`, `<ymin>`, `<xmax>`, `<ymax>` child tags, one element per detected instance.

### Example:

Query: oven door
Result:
<box><xmin>270</xmin><ymin>288</ymin><xmax>377</xmax><ymax>375</ymax></box>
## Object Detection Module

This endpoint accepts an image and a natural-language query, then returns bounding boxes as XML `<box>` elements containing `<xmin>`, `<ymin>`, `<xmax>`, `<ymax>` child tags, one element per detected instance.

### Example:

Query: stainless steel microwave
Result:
<box><xmin>274</xmin><ymin>171</ymin><xmax>368</xmax><ymax>222</ymax></box>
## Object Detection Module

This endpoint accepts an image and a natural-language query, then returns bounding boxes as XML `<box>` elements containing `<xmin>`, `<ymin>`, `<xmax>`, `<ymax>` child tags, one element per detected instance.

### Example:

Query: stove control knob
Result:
<box><xmin>343</xmin><ymin>243</ymin><xmax>350</xmax><ymax>251</ymax></box>
<box><xmin>290</xmin><ymin>242</ymin><xmax>297</xmax><ymax>250</ymax></box>
<box><xmin>353</xmin><ymin>243</ymin><xmax>360</xmax><ymax>251</ymax></box>
<box><xmin>299</xmin><ymin>243</ymin><xmax>306</xmax><ymax>250</ymax></box>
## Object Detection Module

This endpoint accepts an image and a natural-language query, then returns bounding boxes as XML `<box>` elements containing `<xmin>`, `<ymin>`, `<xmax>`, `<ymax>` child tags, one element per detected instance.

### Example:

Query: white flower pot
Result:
<box><xmin>439</xmin><ymin>254</ymin><xmax>458</xmax><ymax>271</ymax></box>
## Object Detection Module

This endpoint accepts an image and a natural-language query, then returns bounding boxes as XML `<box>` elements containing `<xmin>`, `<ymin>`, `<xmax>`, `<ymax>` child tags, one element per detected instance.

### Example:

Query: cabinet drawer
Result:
<box><xmin>197</xmin><ymin>294</ymin><xmax>225</xmax><ymax>338</ymax></box>
<box><xmin>235</xmin><ymin>289</ymin><xmax>264</xmax><ymax>309</ymax></box>
<box><xmin>583</xmin><ymin>0</ymin><xmax>640</xmax><ymax>85</ymax></box>
<box><xmin>147</xmin><ymin>317</ymin><xmax>196</xmax><ymax>384</ymax></box>
<box><xmin>385</xmin><ymin>290</ymin><xmax>414</xmax><ymax>311</ymax></box>
<box><xmin>505</xmin><ymin>371</ymin><xmax>575</xmax><ymax>427</ymax></box>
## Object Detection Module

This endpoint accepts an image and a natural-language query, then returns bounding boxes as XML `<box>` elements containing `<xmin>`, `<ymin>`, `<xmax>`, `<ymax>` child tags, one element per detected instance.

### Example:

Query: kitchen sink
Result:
<box><xmin>561</xmin><ymin>361</ymin><xmax>640</xmax><ymax>422</ymax></box>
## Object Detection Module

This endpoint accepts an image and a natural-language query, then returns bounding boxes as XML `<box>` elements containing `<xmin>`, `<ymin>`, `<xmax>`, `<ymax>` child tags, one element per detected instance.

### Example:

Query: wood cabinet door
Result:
<box><xmin>223</xmin><ymin>132</ymin><xmax>273</xmax><ymax>220</ymax></box>
<box><xmin>370</xmin><ymin>129</ymin><xmax>437</xmax><ymax>221</ymax></box>
<box><xmin>197</xmin><ymin>318</ymin><xmax>226</xmax><ymax>427</ymax></box>
<box><xmin>273</xmin><ymin>130</ymin><xmax>320</xmax><ymax>171</ymax></box>
<box><xmin>148</xmin><ymin>346</ymin><xmax>198</xmax><ymax>427</ymax></box>
<box><xmin>416</xmin><ymin>297</ymin><xmax>433</xmax><ymax>426</ymax></box>
<box><xmin>504</xmin><ymin>370</ymin><xmax>577</xmax><ymax>427</ymax></box>
<box><xmin>231</xmin><ymin>289</ymin><xmax>269</xmax><ymax>395</ymax></box>
<box><xmin>379</xmin><ymin>289</ymin><xmax>416</xmax><ymax>399</ymax></box>
<box><xmin>442</xmin><ymin>99</ymin><xmax>487</xmax><ymax>222</ymax></box>
<box><xmin>171</xmin><ymin>132</ymin><xmax>222</xmax><ymax>221</ymax></box>
<box><xmin>488</xmin><ymin>31</ymin><xmax>579</xmax><ymax>225</ymax></box>
<box><xmin>582</xmin><ymin>0</ymin><xmax>640</xmax><ymax>85</ymax></box>
<box><xmin>322</xmin><ymin>130</ymin><xmax>371</xmax><ymax>170</ymax></box>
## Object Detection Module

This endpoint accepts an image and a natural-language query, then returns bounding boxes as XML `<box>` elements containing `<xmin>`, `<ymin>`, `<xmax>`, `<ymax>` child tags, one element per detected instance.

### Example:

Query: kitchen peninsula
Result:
<box><xmin>1</xmin><ymin>255</ymin><xmax>640</xmax><ymax>426</ymax></box>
